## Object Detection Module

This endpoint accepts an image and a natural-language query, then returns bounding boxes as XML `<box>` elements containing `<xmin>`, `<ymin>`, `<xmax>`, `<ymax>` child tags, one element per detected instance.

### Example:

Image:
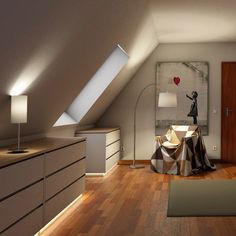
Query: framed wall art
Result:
<box><xmin>156</xmin><ymin>61</ymin><xmax>209</xmax><ymax>135</ymax></box>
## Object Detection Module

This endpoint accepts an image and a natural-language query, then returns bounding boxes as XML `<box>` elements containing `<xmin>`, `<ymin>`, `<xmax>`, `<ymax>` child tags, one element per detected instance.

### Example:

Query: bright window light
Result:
<box><xmin>54</xmin><ymin>44</ymin><xmax>128</xmax><ymax>126</ymax></box>
<box><xmin>53</xmin><ymin>112</ymin><xmax>77</xmax><ymax>127</ymax></box>
<box><xmin>67</xmin><ymin>44</ymin><xmax>129</xmax><ymax>122</ymax></box>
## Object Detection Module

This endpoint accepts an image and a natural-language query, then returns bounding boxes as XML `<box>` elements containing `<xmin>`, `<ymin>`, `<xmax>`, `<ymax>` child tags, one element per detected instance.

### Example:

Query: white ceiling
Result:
<box><xmin>150</xmin><ymin>0</ymin><xmax>236</xmax><ymax>43</ymax></box>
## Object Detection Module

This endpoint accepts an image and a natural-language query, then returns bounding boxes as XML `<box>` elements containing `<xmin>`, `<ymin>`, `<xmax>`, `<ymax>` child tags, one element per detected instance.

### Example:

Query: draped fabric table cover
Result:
<box><xmin>151</xmin><ymin>125</ymin><xmax>216</xmax><ymax>176</ymax></box>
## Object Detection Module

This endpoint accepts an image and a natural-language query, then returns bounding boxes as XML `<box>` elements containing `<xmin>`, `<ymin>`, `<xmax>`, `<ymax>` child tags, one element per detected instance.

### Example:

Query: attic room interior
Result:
<box><xmin>1</xmin><ymin>0</ymin><xmax>236</xmax><ymax>235</ymax></box>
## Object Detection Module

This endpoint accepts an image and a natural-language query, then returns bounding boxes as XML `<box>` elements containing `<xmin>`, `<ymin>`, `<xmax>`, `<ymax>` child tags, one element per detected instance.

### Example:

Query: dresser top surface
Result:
<box><xmin>76</xmin><ymin>127</ymin><xmax>119</xmax><ymax>134</ymax></box>
<box><xmin>0</xmin><ymin>137</ymin><xmax>85</xmax><ymax>168</ymax></box>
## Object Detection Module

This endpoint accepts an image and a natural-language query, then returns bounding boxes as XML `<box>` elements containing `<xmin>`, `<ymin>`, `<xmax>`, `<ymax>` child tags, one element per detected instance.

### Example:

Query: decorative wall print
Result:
<box><xmin>156</xmin><ymin>61</ymin><xmax>209</xmax><ymax>135</ymax></box>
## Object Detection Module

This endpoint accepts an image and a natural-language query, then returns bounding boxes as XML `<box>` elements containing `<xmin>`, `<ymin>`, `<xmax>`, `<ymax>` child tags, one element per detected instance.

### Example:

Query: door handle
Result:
<box><xmin>225</xmin><ymin>107</ymin><xmax>233</xmax><ymax>117</ymax></box>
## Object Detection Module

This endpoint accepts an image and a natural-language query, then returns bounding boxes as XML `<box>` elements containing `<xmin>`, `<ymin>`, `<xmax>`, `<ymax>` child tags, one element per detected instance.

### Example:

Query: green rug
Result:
<box><xmin>168</xmin><ymin>180</ymin><xmax>236</xmax><ymax>216</ymax></box>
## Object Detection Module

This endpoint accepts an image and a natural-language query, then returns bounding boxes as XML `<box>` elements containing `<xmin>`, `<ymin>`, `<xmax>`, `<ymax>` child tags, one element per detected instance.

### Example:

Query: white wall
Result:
<box><xmin>0</xmin><ymin>0</ymin><xmax>158</xmax><ymax>141</ymax></box>
<box><xmin>98</xmin><ymin>43</ymin><xmax>236</xmax><ymax>160</ymax></box>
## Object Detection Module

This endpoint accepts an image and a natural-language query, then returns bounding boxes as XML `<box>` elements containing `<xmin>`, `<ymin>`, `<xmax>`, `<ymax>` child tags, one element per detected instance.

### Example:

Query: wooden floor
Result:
<box><xmin>41</xmin><ymin>164</ymin><xmax>236</xmax><ymax>236</ymax></box>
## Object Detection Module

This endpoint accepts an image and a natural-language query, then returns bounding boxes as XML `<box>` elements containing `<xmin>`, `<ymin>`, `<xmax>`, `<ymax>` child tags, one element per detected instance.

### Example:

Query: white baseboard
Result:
<box><xmin>86</xmin><ymin>173</ymin><xmax>105</xmax><ymax>177</ymax></box>
<box><xmin>85</xmin><ymin>163</ymin><xmax>118</xmax><ymax>177</ymax></box>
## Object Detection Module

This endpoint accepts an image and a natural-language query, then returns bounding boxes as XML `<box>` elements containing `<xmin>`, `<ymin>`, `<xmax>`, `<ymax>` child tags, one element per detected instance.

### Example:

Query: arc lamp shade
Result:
<box><xmin>158</xmin><ymin>92</ymin><xmax>177</xmax><ymax>108</ymax></box>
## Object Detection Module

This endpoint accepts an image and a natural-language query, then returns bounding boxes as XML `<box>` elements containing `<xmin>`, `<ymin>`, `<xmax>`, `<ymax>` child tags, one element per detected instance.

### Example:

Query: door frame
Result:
<box><xmin>221</xmin><ymin>62</ymin><xmax>236</xmax><ymax>162</ymax></box>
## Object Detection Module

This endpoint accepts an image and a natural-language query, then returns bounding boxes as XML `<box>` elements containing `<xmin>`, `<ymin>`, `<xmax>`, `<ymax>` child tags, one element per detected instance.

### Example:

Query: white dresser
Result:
<box><xmin>76</xmin><ymin>128</ymin><xmax>120</xmax><ymax>175</ymax></box>
<box><xmin>0</xmin><ymin>137</ymin><xmax>86</xmax><ymax>236</ymax></box>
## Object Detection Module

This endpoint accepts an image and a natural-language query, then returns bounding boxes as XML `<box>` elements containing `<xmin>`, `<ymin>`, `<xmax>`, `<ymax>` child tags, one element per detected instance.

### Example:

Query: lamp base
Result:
<box><xmin>129</xmin><ymin>164</ymin><xmax>145</xmax><ymax>169</ymax></box>
<box><xmin>8</xmin><ymin>147</ymin><xmax>28</xmax><ymax>154</ymax></box>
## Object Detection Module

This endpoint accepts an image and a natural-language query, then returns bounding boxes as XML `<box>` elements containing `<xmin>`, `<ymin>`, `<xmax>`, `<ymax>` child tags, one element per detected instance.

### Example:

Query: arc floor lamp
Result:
<box><xmin>130</xmin><ymin>84</ymin><xmax>177</xmax><ymax>169</ymax></box>
<box><xmin>130</xmin><ymin>83</ymin><xmax>155</xmax><ymax>169</ymax></box>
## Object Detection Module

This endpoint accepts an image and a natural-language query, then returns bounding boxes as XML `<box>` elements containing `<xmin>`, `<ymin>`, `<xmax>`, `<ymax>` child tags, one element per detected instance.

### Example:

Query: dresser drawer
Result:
<box><xmin>44</xmin><ymin>176</ymin><xmax>85</xmax><ymax>225</ymax></box>
<box><xmin>45</xmin><ymin>158</ymin><xmax>85</xmax><ymax>200</ymax></box>
<box><xmin>0</xmin><ymin>156</ymin><xmax>44</xmax><ymax>200</ymax></box>
<box><xmin>106</xmin><ymin>130</ymin><xmax>120</xmax><ymax>146</ymax></box>
<box><xmin>106</xmin><ymin>151</ymin><xmax>120</xmax><ymax>172</ymax></box>
<box><xmin>0</xmin><ymin>181</ymin><xmax>43</xmax><ymax>232</ymax></box>
<box><xmin>1</xmin><ymin>206</ymin><xmax>43</xmax><ymax>236</ymax></box>
<box><xmin>106</xmin><ymin>140</ymin><xmax>120</xmax><ymax>159</ymax></box>
<box><xmin>45</xmin><ymin>141</ymin><xmax>86</xmax><ymax>175</ymax></box>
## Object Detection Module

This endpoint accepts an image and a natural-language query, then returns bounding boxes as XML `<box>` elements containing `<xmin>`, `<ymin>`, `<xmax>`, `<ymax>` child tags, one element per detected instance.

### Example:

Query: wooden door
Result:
<box><xmin>221</xmin><ymin>62</ymin><xmax>236</xmax><ymax>163</ymax></box>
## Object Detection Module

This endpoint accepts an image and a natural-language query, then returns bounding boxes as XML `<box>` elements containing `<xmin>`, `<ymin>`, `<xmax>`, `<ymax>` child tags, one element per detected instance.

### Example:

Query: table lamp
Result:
<box><xmin>10</xmin><ymin>95</ymin><xmax>28</xmax><ymax>153</ymax></box>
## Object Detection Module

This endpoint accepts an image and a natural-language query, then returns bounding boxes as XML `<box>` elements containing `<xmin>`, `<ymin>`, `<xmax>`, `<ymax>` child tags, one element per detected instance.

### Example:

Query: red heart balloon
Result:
<box><xmin>173</xmin><ymin>77</ymin><xmax>180</xmax><ymax>86</ymax></box>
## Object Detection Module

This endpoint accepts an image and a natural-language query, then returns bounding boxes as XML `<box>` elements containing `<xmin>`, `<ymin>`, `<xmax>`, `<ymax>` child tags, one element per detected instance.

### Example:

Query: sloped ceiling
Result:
<box><xmin>80</xmin><ymin>0</ymin><xmax>236</xmax><ymax>125</ymax></box>
<box><xmin>1</xmin><ymin>0</ymin><xmax>236</xmax><ymax>140</ymax></box>
<box><xmin>0</xmin><ymin>0</ymin><xmax>158</xmax><ymax>140</ymax></box>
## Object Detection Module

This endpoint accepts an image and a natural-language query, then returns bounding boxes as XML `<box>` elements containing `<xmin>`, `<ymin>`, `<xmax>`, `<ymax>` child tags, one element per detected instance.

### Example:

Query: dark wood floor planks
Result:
<box><xmin>41</xmin><ymin>163</ymin><xmax>236</xmax><ymax>236</ymax></box>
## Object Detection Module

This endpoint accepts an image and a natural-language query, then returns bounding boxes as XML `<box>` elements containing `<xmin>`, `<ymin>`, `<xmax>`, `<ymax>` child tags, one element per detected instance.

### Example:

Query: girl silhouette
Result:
<box><xmin>186</xmin><ymin>91</ymin><xmax>198</xmax><ymax>124</ymax></box>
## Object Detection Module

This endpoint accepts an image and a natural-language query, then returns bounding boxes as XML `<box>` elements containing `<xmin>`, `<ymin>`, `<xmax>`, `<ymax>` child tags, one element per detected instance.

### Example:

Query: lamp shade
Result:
<box><xmin>158</xmin><ymin>92</ymin><xmax>177</xmax><ymax>107</ymax></box>
<box><xmin>11</xmin><ymin>95</ymin><xmax>28</xmax><ymax>123</ymax></box>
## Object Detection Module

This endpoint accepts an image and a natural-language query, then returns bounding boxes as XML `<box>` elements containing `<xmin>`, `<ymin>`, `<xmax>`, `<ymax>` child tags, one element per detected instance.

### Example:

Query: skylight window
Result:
<box><xmin>54</xmin><ymin>45</ymin><xmax>128</xmax><ymax>127</ymax></box>
<box><xmin>53</xmin><ymin>112</ymin><xmax>77</xmax><ymax>126</ymax></box>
